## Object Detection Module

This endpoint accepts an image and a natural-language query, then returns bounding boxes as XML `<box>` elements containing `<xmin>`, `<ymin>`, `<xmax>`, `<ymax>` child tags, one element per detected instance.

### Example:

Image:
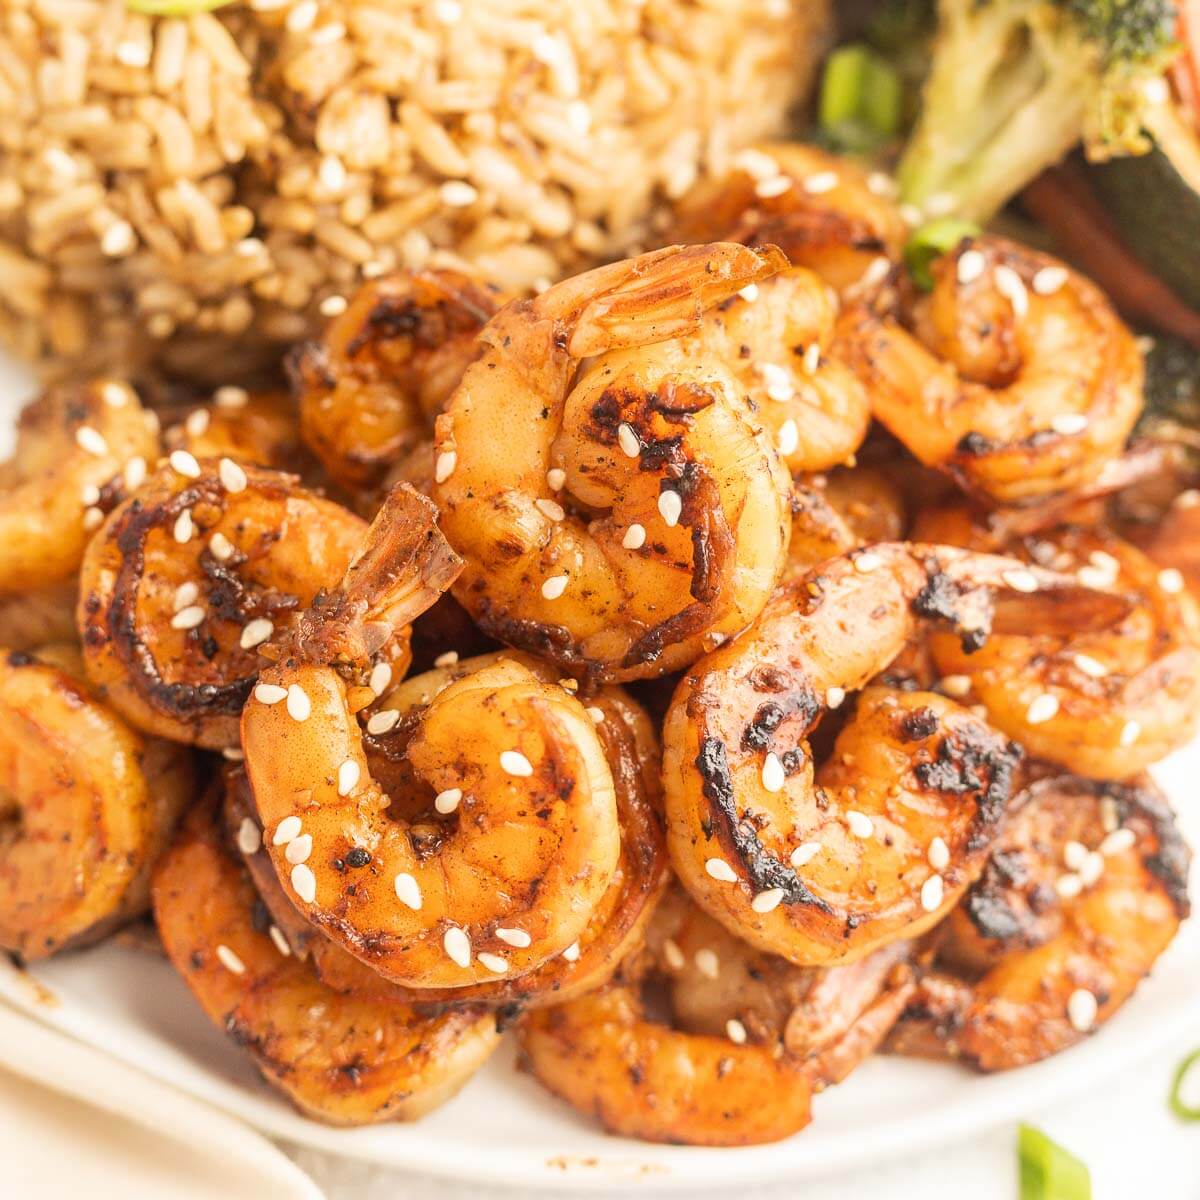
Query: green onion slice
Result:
<box><xmin>818</xmin><ymin>44</ymin><xmax>903</xmax><ymax>153</ymax></box>
<box><xmin>904</xmin><ymin>217</ymin><xmax>981</xmax><ymax>291</ymax></box>
<box><xmin>126</xmin><ymin>0</ymin><xmax>235</xmax><ymax>14</ymax></box>
<box><xmin>1018</xmin><ymin>1124</ymin><xmax>1091</xmax><ymax>1200</ymax></box>
<box><xmin>1170</xmin><ymin>1047</ymin><xmax>1200</xmax><ymax>1120</ymax></box>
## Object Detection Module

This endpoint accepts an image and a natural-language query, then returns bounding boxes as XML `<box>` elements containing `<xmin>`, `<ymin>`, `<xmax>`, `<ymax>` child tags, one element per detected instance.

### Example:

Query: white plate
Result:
<box><xmin>1</xmin><ymin>357</ymin><xmax>1198</xmax><ymax>1192</ymax></box>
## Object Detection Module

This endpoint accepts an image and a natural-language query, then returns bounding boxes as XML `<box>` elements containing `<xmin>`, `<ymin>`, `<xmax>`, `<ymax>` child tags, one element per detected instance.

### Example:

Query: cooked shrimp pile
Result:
<box><xmin>0</xmin><ymin>143</ymin><xmax>1193</xmax><ymax>1148</ymax></box>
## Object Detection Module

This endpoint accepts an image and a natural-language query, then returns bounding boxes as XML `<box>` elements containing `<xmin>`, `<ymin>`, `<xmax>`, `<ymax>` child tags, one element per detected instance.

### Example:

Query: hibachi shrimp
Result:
<box><xmin>290</xmin><ymin>269</ymin><xmax>504</xmax><ymax>494</ymax></box>
<box><xmin>888</xmin><ymin>773</ymin><xmax>1189</xmax><ymax>1070</ymax></box>
<box><xmin>662</xmin><ymin>543</ymin><xmax>1129</xmax><ymax>966</ymax></box>
<box><xmin>433</xmin><ymin>243</ymin><xmax>795</xmax><ymax>683</ymax></box>
<box><xmin>673</xmin><ymin>143</ymin><xmax>909</xmax><ymax>296</ymax></box>
<box><xmin>78</xmin><ymin>460</ymin><xmax>368</xmax><ymax>750</ymax></box>
<box><xmin>241</xmin><ymin>488</ymin><xmax>622</xmax><ymax>990</ymax></box>
<box><xmin>0</xmin><ymin>646</ymin><xmax>192</xmax><ymax>959</ymax></box>
<box><xmin>837</xmin><ymin>237</ymin><xmax>1143</xmax><ymax>506</ymax></box>
<box><xmin>915</xmin><ymin>504</ymin><xmax>1200</xmax><ymax>779</ymax></box>
<box><xmin>153</xmin><ymin>802</ymin><xmax>500</xmax><ymax>1125</ymax></box>
<box><xmin>0</xmin><ymin>379</ymin><xmax>158</xmax><ymax>594</ymax></box>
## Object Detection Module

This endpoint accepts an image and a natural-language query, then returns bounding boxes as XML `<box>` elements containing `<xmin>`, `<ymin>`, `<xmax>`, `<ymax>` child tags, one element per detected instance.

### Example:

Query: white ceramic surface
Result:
<box><xmin>1</xmin><ymin>357</ymin><xmax>1197</xmax><ymax>1193</ymax></box>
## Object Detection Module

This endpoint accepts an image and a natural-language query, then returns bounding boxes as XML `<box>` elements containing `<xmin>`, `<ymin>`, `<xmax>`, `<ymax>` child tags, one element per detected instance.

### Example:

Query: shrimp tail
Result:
<box><xmin>284</xmin><ymin>483</ymin><xmax>461</xmax><ymax>666</ymax></box>
<box><xmin>566</xmin><ymin>242</ymin><xmax>789</xmax><ymax>358</ymax></box>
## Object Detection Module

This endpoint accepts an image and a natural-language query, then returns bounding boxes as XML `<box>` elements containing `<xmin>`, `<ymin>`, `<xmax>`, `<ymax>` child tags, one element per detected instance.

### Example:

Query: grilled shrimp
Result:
<box><xmin>77</xmin><ymin>460</ymin><xmax>368</xmax><ymax>750</ymax></box>
<box><xmin>837</xmin><ymin>237</ymin><xmax>1143</xmax><ymax>506</ymax></box>
<box><xmin>0</xmin><ymin>647</ymin><xmax>192</xmax><ymax>959</ymax></box>
<box><xmin>164</xmin><ymin>390</ymin><xmax>305</xmax><ymax>472</ymax></box>
<box><xmin>241</xmin><ymin>487</ymin><xmax>621</xmax><ymax>989</ymax></box>
<box><xmin>0</xmin><ymin>379</ymin><xmax>158</xmax><ymax>594</ymax></box>
<box><xmin>153</xmin><ymin>802</ymin><xmax>500</xmax><ymax>1125</ymax></box>
<box><xmin>888</xmin><ymin>773</ymin><xmax>1189</xmax><ymax>1070</ymax></box>
<box><xmin>0</xmin><ymin>583</ymin><xmax>79</xmax><ymax>652</ymax></box>
<box><xmin>915</xmin><ymin>504</ymin><xmax>1200</xmax><ymax>779</ymax></box>
<box><xmin>673</xmin><ymin>143</ymin><xmax>909</xmax><ymax>296</ymax></box>
<box><xmin>290</xmin><ymin>269</ymin><xmax>504</xmax><ymax>494</ymax></box>
<box><xmin>662</xmin><ymin>543</ymin><xmax>1129</xmax><ymax>966</ymax></box>
<box><xmin>433</xmin><ymin>243</ymin><xmax>795</xmax><ymax>683</ymax></box>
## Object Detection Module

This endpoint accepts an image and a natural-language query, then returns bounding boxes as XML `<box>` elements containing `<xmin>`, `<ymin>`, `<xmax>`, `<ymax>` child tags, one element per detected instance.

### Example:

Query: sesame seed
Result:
<box><xmin>286</xmin><ymin>684</ymin><xmax>311</xmax><ymax>721</ymax></box>
<box><xmin>803</xmin><ymin>170</ymin><xmax>838</xmax><ymax>194</ymax></box>
<box><xmin>209</xmin><ymin>532</ymin><xmax>235</xmax><ymax>562</ymax></box>
<box><xmin>368</xmin><ymin>662</ymin><xmax>393</xmax><ymax>696</ymax></box>
<box><xmin>1032</xmin><ymin>265</ymin><xmax>1069</xmax><ymax>295</ymax></box>
<box><xmin>500</xmin><ymin>750</ymin><xmax>534</xmax><ymax>777</ymax></box>
<box><xmin>738</xmin><ymin>283</ymin><xmax>760</xmax><ymax>303</ymax></box>
<box><xmin>170</xmin><ymin>605</ymin><xmax>206</xmax><ymax>631</ymax></box>
<box><xmin>218</xmin><ymin>457</ymin><xmax>247</xmax><ymax>494</ymax></box>
<box><xmin>434</xmin><ymin>650</ymin><xmax>459</xmax><ymax>667</ymax></box>
<box><xmin>617</xmin><ymin>423</ymin><xmax>640</xmax><ymax>458</ymax></box>
<box><xmin>82</xmin><ymin>507</ymin><xmax>103</xmax><ymax>531</ymax></box>
<box><xmin>337</xmin><ymin>760</ymin><xmax>360</xmax><ymax>797</ymax></box>
<box><xmin>240</xmin><ymin>618</ymin><xmax>273</xmax><ymax>650</ymax></box>
<box><xmin>1079</xmin><ymin>851</ymin><xmax>1104</xmax><ymax>887</ymax></box>
<box><xmin>758</xmin><ymin>361</ymin><xmax>793</xmax><ymax>401</ymax></box>
<box><xmin>694</xmin><ymin>948</ymin><xmax>719</xmax><ymax>979</ymax></box>
<box><xmin>1077</xmin><ymin>565</ymin><xmax>1114</xmax><ymax>590</ymax></box>
<box><xmin>434</xmin><ymin>450</ymin><xmax>457</xmax><ymax>483</ymax></box>
<box><xmin>124</xmin><ymin>456</ymin><xmax>147</xmax><ymax>491</ymax></box>
<box><xmin>535</xmin><ymin>497</ymin><xmax>565</xmax><ymax>522</ymax></box>
<box><xmin>268</xmin><ymin>926</ymin><xmax>291</xmax><ymax>956</ymax></box>
<box><xmin>443</xmin><ymin>926</ymin><xmax>471</xmax><ymax>967</ymax></box>
<box><xmin>586</xmin><ymin>706</ymin><xmax>605</xmax><ymax>724</ymax></box>
<box><xmin>804</xmin><ymin>343</ymin><xmax>821</xmax><ymax>374</ymax></box>
<box><xmin>1120</xmin><ymin>719</ymin><xmax>1141</xmax><ymax>746</ymax></box>
<box><xmin>75</xmin><ymin>425</ymin><xmax>108</xmax><ymax>457</ymax></box>
<box><xmin>172</xmin><ymin>581</ymin><xmax>199</xmax><ymax>611</ymax></box>
<box><xmin>394</xmin><ymin>873</ymin><xmax>422</xmax><ymax>910</ymax></box>
<box><xmin>541</xmin><ymin>574</ymin><xmax>568</xmax><ymax>600</ymax></box>
<box><xmin>1159</xmin><ymin>567</ymin><xmax>1185</xmax><ymax>594</ymax></box>
<box><xmin>1002</xmin><ymin>568</ymin><xmax>1039</xmax><ymax>593</ymax></box>
<box><xmin>435</xmin><ymin>787</ymin><xmax>462</xmax><ymax>814</ymax></box>
<box><xmin>920</xmin><ymin>874</ymin><xmax>945</xmax><ymax>912</ymax></box>
<box><xmin>1100</xmin><ymin>827</ymin><xmax>1136</xmax><ymax>857</ymax></box>
<box><xmin>956</xmin><ymin>249</ymin><xmax>986</xmax><ymax>285</ymax></box>
<box><xmin>478</xmin><ymin>952</ymin><xmax>508</xmax><ymax>974</ymax></box>
<box><xmin>705</xmin><ymin>857</ymin><xmax>738</xmax><ymax>883</ymax></box>
<box><xmin>725</xmin><ymin>1018</ymin><xmax>748</xmax><ymax>1044</ymax></box>
<box><xmin>928</xmin><ymin>837</ymin><xmax>950</xmax><ymax>872</ymax></box>
<box><xmin>662</xmin><ymin>938</ymin><xmax>685</xmax><ymax>970</ymax></box>
<box><xmin>1064</xmin><ymin>840</ymin><xmax>1089</xmax><ymax>871</ymax></box>
<box><xmin>860</xmin><ymin>256</ymin><xmax>891</xmax><ymax>290</ymax></box>
<box><xmin>867</xmin><ymin>171</ymin><xmax>896</xmax><ymax>196</ymax></box>
<box><xmin>561</xmin><ymin>941</ymin><xmax>581</xmax><ymax>962</ymax></box>
<box><xmin>546</xmin><ymin>467</ymin><xmax>566</xmax><ymax>490</ymax></box>
<box><xmin>285</xmin><ymin>834</ymin><xmax>313</xmax><ymax>865</ymax></box>
<box><xmin>761</xmin><ymin>752</ymin><xmax>785</xmax><ymax>793</ymax></box>
<box><xmin>100</xmin><ymin>381</ymin><xmax>131</xmax><ymax>407</ymax></box>
<box><xmin>622</xmin><ymin>523</ymin><xmax>647</xmax><ymax>550</ymax></box>
<box><xmin>1174</xmin><ymin>489</ymin><xmax>1200</xmax><ymax>510</ymax></box>
<box><xmin>81</xmin><ymin>483</ymin><xmax>101</xmax><ymax>506</ymax></box>
<box><xmin>756</xmin><ymin>175</ymin><xmax>793</xmax><ymax>198</ymax></box>
<box><xmin>733</xmin><ymin>148</ymin><xmax>780</xmax><ymax>179</ymax></box>
<box><xmin>1056</xmin><ymin>873</ymin><xmax>1083</xmax><ymax>899</ymax></box>
<box><xmin>790</xmin><ymin>841</ymin><xmax>822</xmax><ymax>867</ymax></box>
<box><xmin>941</xmin><ymin>674</ymin><xmax>972</xmax><ymax>698</ymax></box>
<box><xmin>994</xmin><ymin>265</ymin><xmax>1029</xmax><ymax>317</ymax></box>
<box><xmin>496</xmin><ymin>927</ymin><xmax>531</xmax><ymax>948</ymax></box>
<box><xmin>1072</xmin><ymin>653</ymin><xmax>1108</xmax><ymax>678</ymax></box>
<box><xmin>854</xmin><ymin>551</ymin><xmax>882</xmax><ymax>574</ymax></box>
<box><xmin>777</xmin><ymin>419</ymin><xmax>799</xmax><ymax>457</ymax></box>
<box><xmin>899</xmin><ymin>203</ymin><xmax>922</xmax><ymax>225</ymax></box>
<box><xmin>845</xmin><ymin>810</ymin><xmax>873</xmax><ymax>838</ymax></box>
<box><xmin>751</xmin><ymin>887</ymin><xmax>785</xmax><ymax>914</ymax></box>
<box><xmin>1067</xmin><ymin>988</ymin><xmax>1098</xmax><ymax>1032</ymax></box>
<box><xmin>658</xmin><ymin>490</ymin><xmax>682</xmax><ymax>527</ymax></box>
<box><xmin>1050</xmin><ymin>413</ymin><xmax>1089</xmax><ymax>436</ymax></box>
<box><xmin>236</xmin><ymin>818</ymin><xmax>261</xmax><ymax>856</ymax></box>
<box><xmin>216</xmin><ymin>944</ymin><xmax>246</xmax><ymax>975</ymax></box>
<box><xmin>222</xmin><ymin>747</ymin><xmax>244</xmax><ymax>762</ymax></box>
<box><xmin>173</xmin><ymin>509</ymin><xmax>193</xmax><ymax>544</ymax></box>
<box><xmin>272</xmin><ymin>816</ymin><xmax>302</xmax><ymax>845</ymax></box>
<box><xmin>214</xmin><ymin>386</ymin><xmax>248</xmax><ymax>410</ymax></box>
<box><xmin>1025</xmin><ymin>693</ymin><xmax>1060</xmax><ymax>725</ymax></box>
<box><xmin>824</xmin><ymin>686</ymin><xmax>846</xmax><ymax>710</ymax></box>
<box><xmin>291</xmin><ymin>863</ymin><xmax>316</xmax><ymax>903</ymax></box>
<box><xmin>169</xmin><ymin>450</ymin><xmax>201</xmax><ymax>478</ymax></box>
<box><xmin>319</xmin><ymin>294</ymin><xmax>348</xmax><ymax>318</ymax></box>
<box><xmin>366</xmin><ymin>709</ymin><xmax>400</xmax><ymax>735</ymax></box>
<box><xmin>255</xmin><ymin>683</ymin><xmax>288</xmax><ymax>706</ymax></box>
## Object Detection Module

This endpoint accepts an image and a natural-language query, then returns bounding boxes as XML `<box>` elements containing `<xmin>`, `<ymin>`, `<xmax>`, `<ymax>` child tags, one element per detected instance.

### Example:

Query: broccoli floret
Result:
<box><xmin>898</xmin><ymin>0</ymin><xmax>1178</xmax><ymax>221</ymax></box>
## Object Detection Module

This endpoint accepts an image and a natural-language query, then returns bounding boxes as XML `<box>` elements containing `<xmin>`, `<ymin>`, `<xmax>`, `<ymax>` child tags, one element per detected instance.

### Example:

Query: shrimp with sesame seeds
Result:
<box><xmin>915</xmin><ymin>504</ymin><xmax>1200</xmax><ymax>779</ymax></box>
<box><xmin>290</xmin><ymin>269</ymin><xmax>505</xmax><ymax>497</ymax></box>
<box><xmin>673</xmin><ymin>143</ymin><xmax>909</xmax><ymax>297</ymax></box>
<box><xmin>888</xmin><ymin>773</ymin><xmax>1190</xmax><ymax>1071</ymax></box>
<box><xmin>836</xmin><ymin>237</ymin><xmax>1143</xmax><ymax>506</ymax></box>
<box><xmin>77</xmin><ymin>459</ymin><xmax>368</xmax><ymax>750</ymax></box>
<box><xmin>433</xmin><ymin>242</ymin><xmax>796</xmax><ymax>683</ymax></box>
<box><xmin>661</xmin><ymin>542</ymin><xmax>1130</xmax><ymax>967</ymax></box>
<box><xmin>152</xmin><ymin>801</ymin><xmax>500</xmax><ymax>1125</ymax></box>
<box><xmin>0</xmin><ymin>645</ymin><xmax>193</xmax><ymax>960</ymax></box>
<box><xmin>0</xmin><ymin>379</ymin><xmax>158</xmax><ymax>595</ymax></box>
<box><xmin>241</xmin><ymin>489</ymin><xmax>622</xmax><ymax>990</ymax></box>
<box><xmin>164</xmin><ymin>390</ymin><xmax>307</xmax><ymax>473</ymax></box>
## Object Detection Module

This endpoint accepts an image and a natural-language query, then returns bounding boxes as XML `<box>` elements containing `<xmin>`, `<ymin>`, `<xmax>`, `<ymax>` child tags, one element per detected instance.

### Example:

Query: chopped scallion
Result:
<box><xmin>818</xmin><ymin>44</ymin><xmax>903</xmax><ymax>153</ymax></box>
<box><xmin>126</xmin><ymin>0</ymin><xmax>235</xmax><ymax>14</ymax></box>
<box><xmin>1170</xmin><ymin>1047</ymin><xmax>1200</xmax><ymax>1121</ymax></box>
<box><xmin>1018</xmin><ymin>1124</ymin><xmax>1091</xmax><ymax>1200</ymax></box>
